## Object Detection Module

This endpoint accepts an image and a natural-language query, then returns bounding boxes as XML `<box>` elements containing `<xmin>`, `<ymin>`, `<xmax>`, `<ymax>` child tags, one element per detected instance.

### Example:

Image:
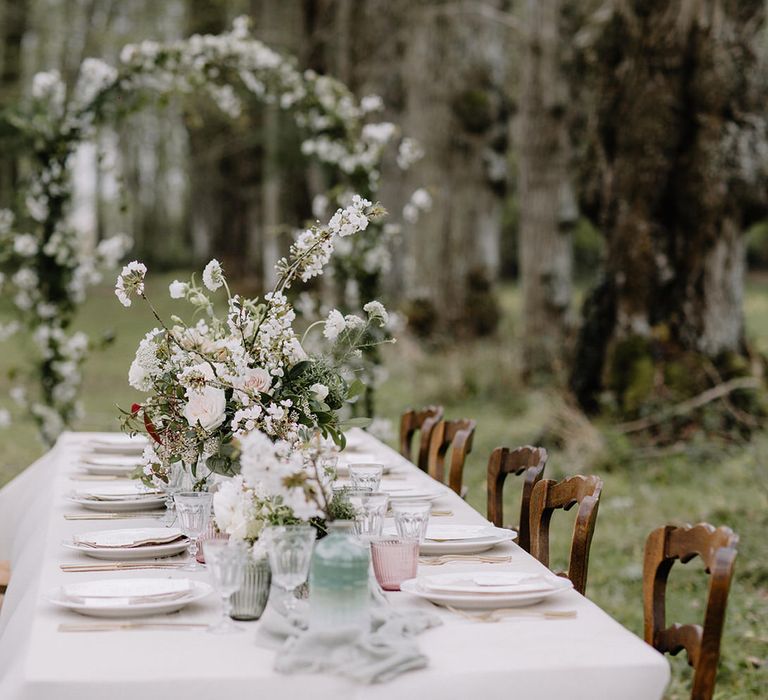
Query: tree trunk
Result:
<box><xmin>0</xmin><ymin>0</ymin><xmax>27</xmax><ymax>208</ymax></box>
<box><xmin>397</xmin><ymin>1</ymin><xmax>510</xmax><ymax>335</ymax></box>
<box><xmin>517</xmin><ymin>0</ymin><xmax>573</xmax><ymax>378</ymax></box>
<box><xmin>571</xmin><ymin>1</ymin><xmax>768</xmax><ymax>416</ymax></box>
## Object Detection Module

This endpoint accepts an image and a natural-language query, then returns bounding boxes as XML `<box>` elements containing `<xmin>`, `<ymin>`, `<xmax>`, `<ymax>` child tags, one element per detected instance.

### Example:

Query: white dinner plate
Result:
<box><xmin>418</xmin><ymin>526</ymin><xmax>516</xmax><ymax>554</ymax></box>
<box><xmin>79</xmin><ymin>463</ymin><xmax>137</xmax><ymax>477</ymax></box>
<box><xmin>424</xmin><ymin>525</ymin><xmax>499</xmax><ymax>541</ymax></box>
<box><xmin>67</xmin><ymin>495</ymin><xmax>166</xmax><ymax>512</ymax></box>
<box><xmin>63</xmin><ymin>539</ymin><xmax>188</xmax><ymax>560</ymax></box>
<box><xmin>47</xmin><ymin>578</ymin><xmax>212</xmax><ymax>618</ymax></box>
<box><xmin>422</xmin><ymin>571</ymin><xmax>558</xmax><ymax>595</ymax></box>
<box><xmin>400</xmin><ymin>575</ymin><xmax>572</xmax><ymax>609</ymax></box>
<box><xmin>81</xmin><ymin>454</ymin><xmax>143</xmax><ymax>467</ymax></box>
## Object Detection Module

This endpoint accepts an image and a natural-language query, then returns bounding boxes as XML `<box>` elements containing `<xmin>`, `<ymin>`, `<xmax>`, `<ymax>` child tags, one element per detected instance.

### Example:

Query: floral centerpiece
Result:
<box><xmin>118</xmin><ymin>195</ymin><xmax>393</xmax><ymax>492</ymax></box>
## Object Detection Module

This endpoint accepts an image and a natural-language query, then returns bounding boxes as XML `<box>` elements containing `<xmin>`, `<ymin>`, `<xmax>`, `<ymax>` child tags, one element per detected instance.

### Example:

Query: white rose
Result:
<box><xmin>310</xmin><ymin>383</ymin><xmax>329</xmax><ymax>401</ymax></box>
<box><xmin>183</xmin><ymin>386</ymin><xmax>227</xmax><ymax>432</ymax></box>
<box><xmin>239</xmin><ymin>367</ymin><xmax>272</xmax><ymax>394</ymax></box>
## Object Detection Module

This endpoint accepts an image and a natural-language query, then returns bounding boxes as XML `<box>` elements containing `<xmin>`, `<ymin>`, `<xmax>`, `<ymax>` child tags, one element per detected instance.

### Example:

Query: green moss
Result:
<box><xmin>605</xmin><ymin>335</ymin><xmax>655</xmax><ymax>414</ymax></box>
<box><xmin>451</xmin><ymin>88</ymin><xmax>493</xmax><ymax>133</ymax></box>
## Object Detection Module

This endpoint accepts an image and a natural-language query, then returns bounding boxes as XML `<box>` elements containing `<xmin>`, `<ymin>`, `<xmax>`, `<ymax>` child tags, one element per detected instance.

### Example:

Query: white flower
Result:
<box><xmin>213</xmin><ymin>477</ymin><xmax>262</xmax><ymax>540</ymax></box>
<box><xmin>411</xmin><ymin>188</ymin><xmax>433</xmax><ymax>210</ymax></box>
<box><xmin>182</xmin><ymin>386</ymin><xmax>227</xmax><ymax>432</ymax></box>
<box><xmin>169</xmin><ymin>280</ymin><xmax>188</xmax><ymax>299</ymax></box>
<box><xmin>202</xmin><ymin>259</ymin><xmax>224</xmax><ymax>291</ymax></box>
<box><xmin>396</xmin><ymin>137</ymin><xmax>424</xmax><ymax>169</ymax></box>
<box><xmin>328</xmin><ymin>195</ymin><xmax>372</xmax><ymax>237</ymax></box>
<box><xmin>323</xmin><ymin>309</ymin><xmax>346</xmax><ymax>341</ymax></box>
<box><xmin>115</xmin><ymin>261</ymin><xmax>147</xmax><ymax>307</ymax></box>
<box><xmin>13</xmin><ymin>234</ymin><xmax>38</xmax><ymax>257</ymax></box>
<box><xmin>360</xmin><ymin>94</ymin><xmax>383</xmax><ymax>113</ymax></box>
<box><xmin>233</xmin><ymin>367</ymin><xmax>272</xmax><ymax>396</ymax></box>
<box><xmin>128</xmin><ymin>360</ymin><xmax>151</xmax><ymax>391</ymax></box>
<box><xmin>95</xmin><ymin>234</ymin><xmax>130</xmax><ymax>268</ymax></box>
<box><xmin>310</xmin><ymin>383</ymin><xmax>329</xmax><ymax>401</ymax></box>
<box><xmin>363</xmin><ymin>300</ymin><xmax>389</xmax><ymax>325</ymax></box>
<box><xmin>0</xmin><ymin>409</ymin><xmax>10</xmax><ymax>428</ymax></box>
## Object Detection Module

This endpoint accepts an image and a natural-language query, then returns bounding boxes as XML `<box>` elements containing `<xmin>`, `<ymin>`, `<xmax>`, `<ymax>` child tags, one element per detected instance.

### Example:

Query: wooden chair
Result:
<box><xmin>486</xmin><ymin>446</ymin><xmax>548</xmax><ymax>552</ymax></box>
<box><xmin>399</xmin><ymin>405</ymin><xmax>444</xmax><ymax>470</ymax></box>
<box><xmin>426</xmin><ymin>418</ymin><xmax>476</xmax><ymax>496</ymax></box>
<box><xmin>643</xmin><ymin>523</ymin><xmax>739</xmax><ymax>700</ymax></box>
<box><xmin>529</xmin><ymin>474</ymin><xmax>603</xmax><ymax>595</ymax></box>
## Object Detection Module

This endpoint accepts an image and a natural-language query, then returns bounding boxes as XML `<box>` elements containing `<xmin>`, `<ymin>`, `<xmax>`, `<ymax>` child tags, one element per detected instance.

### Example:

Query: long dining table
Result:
<box><xmin>0</xmin><ymin>430</ymin><xmax>670</xmax><ymax>699</ymax></box>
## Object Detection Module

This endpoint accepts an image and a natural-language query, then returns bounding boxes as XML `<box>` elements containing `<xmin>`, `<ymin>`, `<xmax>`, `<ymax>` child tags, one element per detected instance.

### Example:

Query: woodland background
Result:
<box><xmin>0</xmin><ymin>2</ymin><xmax>767</xmax><ymax>698</ymax></box>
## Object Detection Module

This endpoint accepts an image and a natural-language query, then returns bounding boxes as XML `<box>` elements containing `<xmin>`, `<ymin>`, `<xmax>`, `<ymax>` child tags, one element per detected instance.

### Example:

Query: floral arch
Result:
<box><xmin>0</xmin><ymin>17</ymin><xmax>426</xmax><ymax>444</ymax></box>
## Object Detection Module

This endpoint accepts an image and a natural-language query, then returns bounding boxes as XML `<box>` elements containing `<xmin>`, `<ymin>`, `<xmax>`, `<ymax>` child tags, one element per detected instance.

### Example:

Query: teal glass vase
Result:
<box><xmin>309</xmin><ymin>520</ymin><xmax>370</xmax><ymax>631</ymax></box>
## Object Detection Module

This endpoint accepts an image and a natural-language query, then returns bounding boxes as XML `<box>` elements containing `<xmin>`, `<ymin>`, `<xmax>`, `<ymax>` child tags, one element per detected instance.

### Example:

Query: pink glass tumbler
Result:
<box><xmin>371</xmin><ymin>538</ymin><xmax>419</xmax><ymax>591</ymax></box>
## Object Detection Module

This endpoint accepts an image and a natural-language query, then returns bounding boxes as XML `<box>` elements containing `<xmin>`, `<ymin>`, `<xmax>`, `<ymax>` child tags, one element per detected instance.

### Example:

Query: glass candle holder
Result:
<box><xmin>230</xmin><ymin>556</ymin><xmax>271</xmax><ymax>621</ymax></box>
<box><xmin>371</xmin><ymin>538</ymin><xmax>419</xmax><ymax>591</ymax></box>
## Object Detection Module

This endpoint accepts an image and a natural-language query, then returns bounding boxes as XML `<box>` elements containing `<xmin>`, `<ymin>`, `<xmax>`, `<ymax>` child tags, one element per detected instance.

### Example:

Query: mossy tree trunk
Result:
<box><xmin>571</xmin><ymin>1</ymin><xmax>768</xmax><ymax>415</ymax></box>
<box><xmin>518</xmin><ymin>0</ymin><xmax>574</xmax><ymax>379</ymax></box>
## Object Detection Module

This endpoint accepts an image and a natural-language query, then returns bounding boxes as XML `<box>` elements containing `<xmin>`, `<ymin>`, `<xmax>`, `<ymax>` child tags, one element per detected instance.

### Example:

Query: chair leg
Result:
<box><xmin>0</xmin><ymin>560</ymin><xmax>10</xmax><ymax>595</ymax></box>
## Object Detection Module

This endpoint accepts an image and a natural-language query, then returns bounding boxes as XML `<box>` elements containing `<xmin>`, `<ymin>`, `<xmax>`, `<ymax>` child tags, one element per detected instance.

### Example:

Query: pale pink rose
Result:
<box><xmin>183</xmin><ymin>387</ymin><xmax>227</xmax><ymax>432</ymax></box>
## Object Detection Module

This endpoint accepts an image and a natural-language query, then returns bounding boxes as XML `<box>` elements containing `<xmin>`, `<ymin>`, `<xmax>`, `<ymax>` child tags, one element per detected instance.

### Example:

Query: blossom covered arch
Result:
<box><xmin>0</xmin><ymin>17</ymin><xmax>422</xmax><ymax>443</ymax></box>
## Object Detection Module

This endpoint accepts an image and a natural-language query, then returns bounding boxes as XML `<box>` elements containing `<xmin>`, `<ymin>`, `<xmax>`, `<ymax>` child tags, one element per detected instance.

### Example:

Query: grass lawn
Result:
<box><xmin>1</xmin><ymin>273</ymin><xmax>766</xmax><ymax>698</ymax></box>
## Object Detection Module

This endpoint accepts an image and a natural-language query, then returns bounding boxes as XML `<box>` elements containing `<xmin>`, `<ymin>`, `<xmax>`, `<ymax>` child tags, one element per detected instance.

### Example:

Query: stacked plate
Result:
<box><xmin>68</xmin><ymin>483</ymin><xmax>165</xmax><ymax>512</ymax></box>
<box><xmin>401</xmin><ymin>571</ymin><xmax>573</xmax><ymax>609</ymax></box>
<box><xmin>63</xmin><ymin>528</ymin><xmax>188</xmax><ymax>560</ymax></box>
<box><xmin>389</xmin><ymin>524</ymin><xmax>516</xmax><ymax>554</ymax></box>
<box><xmin>47</xmin><ymin>578</ymin><xmax>212</xmax><ymax>617</ymax></box>
<box><xmin>79</xmin><ymin>454</ymin><xmax>142</xmax><ymax>477</ymax></box>
<box><xmin>381</xmin><ymin>485</ymin><xmax>444</xmax><ymax>503</ymax></box>
<box><xmin>82</xmin><ymin>434</ymin><xmax>148</xmax><ymax>457</ymax></box>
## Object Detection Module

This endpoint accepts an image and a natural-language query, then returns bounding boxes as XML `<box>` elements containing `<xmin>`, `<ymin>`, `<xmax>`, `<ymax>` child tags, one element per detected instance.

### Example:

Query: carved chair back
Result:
<box><xmin>529</xmin><ymin>474</ymin><xmax>604</xmax><ymax>594</ymax></box>
<box><xmin>486</xmin><ymin>445</ymin><xmax>548</xmax><ymax>552</ymax></box>
<box><xmin>643</xmin><ymin>523</ymin><xmax>739</xmax><ymax>700</ymax></box>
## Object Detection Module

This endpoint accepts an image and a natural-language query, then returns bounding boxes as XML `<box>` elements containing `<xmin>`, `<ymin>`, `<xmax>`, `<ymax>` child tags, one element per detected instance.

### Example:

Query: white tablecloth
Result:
<box><xmin>0</xmin><ymin>431</ymin><xmax>669</xmax><ymax>699</ymax></box>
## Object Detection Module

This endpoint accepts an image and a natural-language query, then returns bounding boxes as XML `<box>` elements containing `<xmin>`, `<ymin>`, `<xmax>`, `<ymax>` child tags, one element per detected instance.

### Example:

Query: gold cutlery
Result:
<box><xmin>419</xmin><ymin>555</ymin><xmax>512</xmax><ymax>566</ymax></box>
<box><xmin>61</xmin><ymin>562</ymin><xmax>187</xmax><ymax>572</ymax></box>
<box><xmin>64</xmin><ymin>513</ymin><xmax>164</xmax><ymax>520</ymax></box>
<box><xmin>429</xmin><ymin>510</ymin><xmax>453</xmax><ymax>517</ymax></box>
<box><xmin>59</xmin><ymin>622</ymin><xmax>208</xmax><ymax>632</ymax></box>
<box><xmin>70</xmin><ymin>474</ymin><xmax>123</xmax><ymax>481</ymax></box>
<box><xmin>444</xmin><ymin>605</ymin><xmax>577</xmax><ymax>623</ymax></box>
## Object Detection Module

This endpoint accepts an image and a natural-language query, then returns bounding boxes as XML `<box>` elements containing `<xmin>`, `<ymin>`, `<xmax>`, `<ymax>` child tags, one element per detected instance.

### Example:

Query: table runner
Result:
<box><xmin>0</xmin><ymin>431</ymin><xmax>670</xmax><ymax>699</ymax></box>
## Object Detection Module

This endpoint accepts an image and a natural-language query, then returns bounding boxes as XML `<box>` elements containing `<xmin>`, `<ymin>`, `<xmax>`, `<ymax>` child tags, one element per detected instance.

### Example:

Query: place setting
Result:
<box><xmin>61</xmin><ymin>527</ymin><xmax>189</xmax><ymax>561</ymax></box>
<box><xmin>399</xmin><ymin>571</ymin><xmax>574</xmax><ymax>611</ymax></box>
<box><xmin>46</xmin><ymin>577</ymin><xmax>213</xmax><ymax>618</ymax></box>
<box><xmin>77</xmin><ymin>454</ymin><xmax>142</xmax><ymax>477</ymax></box>
<box><xmin>67</xmin><ymin>482</ymin><xmax>166</xmax><ymax>512</ymax></box>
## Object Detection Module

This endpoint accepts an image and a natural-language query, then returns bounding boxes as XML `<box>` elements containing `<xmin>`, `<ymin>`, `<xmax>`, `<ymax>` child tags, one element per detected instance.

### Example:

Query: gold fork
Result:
<box><xmin>59</xmin><ymin>622</ymin><xmax>208</xmax><ymax>632</ymax></box>
<box><xmin>445</xmin><ymin>605</ymin><xmax>577</xmax><ymax>622</ymax></box>
<box><xmin>419</xmin><ymin>555</ymin><xmax>512</xmax><ymax>566</ymax></box>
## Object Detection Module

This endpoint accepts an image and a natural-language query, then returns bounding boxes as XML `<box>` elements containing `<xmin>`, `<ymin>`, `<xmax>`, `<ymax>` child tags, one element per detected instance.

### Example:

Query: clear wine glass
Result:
<box><xmin>160</xmin><ymin>462</ymin><xmax>185</xmax><ymax>527</ymax></box>
<box><xmin>173</xmin><ymin>491</ymin><xmax>213</xmax><ymax>571</ymax></box>
<box><xmin>262</xmin><ymin>525</ymin><xmax>316</xmax><ymax>615</ymax></box>
<box><xmin>204</xmin><ymin>539</ymin><xmax>247</xmax><ymax>633</ymax></box>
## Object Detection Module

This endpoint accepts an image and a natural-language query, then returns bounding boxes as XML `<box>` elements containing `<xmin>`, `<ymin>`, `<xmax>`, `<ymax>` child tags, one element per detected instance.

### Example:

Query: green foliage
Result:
<box><xmin>746</xmin><ymin>220</ymin><xmax>768</xmax><ymax>269</ymax></box>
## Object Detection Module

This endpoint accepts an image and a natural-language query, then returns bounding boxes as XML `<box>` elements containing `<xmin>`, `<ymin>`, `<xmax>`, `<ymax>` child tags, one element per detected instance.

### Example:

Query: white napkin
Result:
<box><xmin>74</xmin><ymin>528</ymin><xmax>185</xmax><ymax>548</ymax></box>
<box><xmin>421</xmin><ymin>572</ymin><xmax>555</xmax><ymax>595</ymax></box>
<box><xmin>424</xmin><ymin>525</ymin><xmax>495</xmax><ymax>542</ymax></box>
<box><xmin>61</xmin><ymin>579</ymin><xmax>192</xmax><ymax>606</ymax></box>
<box><xmin>73</xmin><ymin>484</ymin><xmax>162</xmax><ymax>501</ymax></box>
<box><xmin>259</xmin><ymin>587</ymin><xmax>442</xmax><ymax>684</ymax></box>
